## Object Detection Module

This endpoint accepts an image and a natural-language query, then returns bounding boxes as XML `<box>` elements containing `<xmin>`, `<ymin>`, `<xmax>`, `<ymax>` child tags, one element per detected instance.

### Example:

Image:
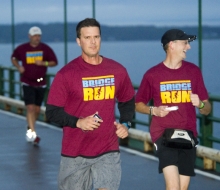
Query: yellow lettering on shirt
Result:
<box><xmin>82</xmin><ymin>75</ymin><xmax>115</xmax><ymax>101</ymax></box>
<box><xmin>160</xmin><ymin>80</ymin><xmax>192</xmax><ymax>104</ymax></box>
<box><xmin>26</xmin><ymin>51</ymin><xmax>43</xmax><ymax>64</ymax></box>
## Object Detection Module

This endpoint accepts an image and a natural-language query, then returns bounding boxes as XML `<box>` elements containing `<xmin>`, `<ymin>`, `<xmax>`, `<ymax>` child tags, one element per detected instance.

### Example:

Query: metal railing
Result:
<box><xmin>1</xmin><ymin>65</ymin><xmax>220</xmax><ymax>173</ymax></box>
<box><xmin>1</xmin><ymin>65</ymin><xmax>220</xmax><ymax>148</ymax></box>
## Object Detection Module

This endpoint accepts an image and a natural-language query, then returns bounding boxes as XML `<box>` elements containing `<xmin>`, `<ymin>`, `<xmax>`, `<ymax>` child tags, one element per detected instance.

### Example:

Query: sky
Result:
<box><xmin>0</xmin><ymin>0</ymin><xmax>220</xmax><ymax>26</ymax></box>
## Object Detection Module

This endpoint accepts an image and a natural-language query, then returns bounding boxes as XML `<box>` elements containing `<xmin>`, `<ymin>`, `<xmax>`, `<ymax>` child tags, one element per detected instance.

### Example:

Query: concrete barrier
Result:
<box><xmin>0</xmin><ymin>95</ymin><xmax>219</xmax><ymax>171</ymax></box>
<box><xmin>0</xmin><ymin>95</ymin><xmax>46</xmax><ymax>120</ymax></box>
<box><xmin>128</xmin><ymin>128</ymin><xmax>220</xmax><ymax>170</ymax></box>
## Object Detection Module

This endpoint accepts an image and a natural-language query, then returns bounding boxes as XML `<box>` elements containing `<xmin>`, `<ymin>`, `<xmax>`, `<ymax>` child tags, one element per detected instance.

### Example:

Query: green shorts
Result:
<box><xmin>58</xmin><ymin>152</ymin><xmax>121</xmax><ymax>190</ymax></box>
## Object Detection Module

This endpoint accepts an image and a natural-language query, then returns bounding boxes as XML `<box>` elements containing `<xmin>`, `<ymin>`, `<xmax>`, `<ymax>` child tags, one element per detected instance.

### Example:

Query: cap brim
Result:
<box><xmin>180</xmin><ymin>34</ymin><xmax>197</xmax><ymax>42</ymax></box>
<box><xmin>30</xmin><ymin>33</ymin><xmax>41</xmax><ymax>36</ymax></box>
<box><xmin>188</xmin><ymin>35</ymin><xmax>196</xmax><ymax>42</ymax></box>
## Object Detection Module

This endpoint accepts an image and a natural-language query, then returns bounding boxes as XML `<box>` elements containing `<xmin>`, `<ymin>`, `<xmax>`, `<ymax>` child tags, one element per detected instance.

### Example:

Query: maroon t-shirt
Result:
<box><xmin>47</xmin><ymin>56</ymin><xmax>135</xmax><ymax>157</ymax></box>
<box><xmin>11</xmin><ymin>42</ymin><xmax>57</xmax><ymax>86</ymax></box>
<box><xmin>135</xmin><ymin>61</ymin><xmax>209</xmax><ymax>142</ymax></box>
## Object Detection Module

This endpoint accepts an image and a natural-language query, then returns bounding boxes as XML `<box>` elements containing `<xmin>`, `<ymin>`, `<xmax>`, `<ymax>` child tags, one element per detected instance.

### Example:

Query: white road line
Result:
<box><xmin>119</xmin><ymin>146</ymin><xmax>220</xmax><ymax>181</ymax></box>
<box><xmin>1</xmin><ymin>109</ymin><xmax>220</xmax><ymax>181</ymax></box>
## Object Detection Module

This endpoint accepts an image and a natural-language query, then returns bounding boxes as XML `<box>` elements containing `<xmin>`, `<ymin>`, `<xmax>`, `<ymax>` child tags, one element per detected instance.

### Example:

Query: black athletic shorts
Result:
<box><xmin>154</xmin><ymin>137</ymin><xmax>197</xmax><ymax>176</ymax></box>
<box><xmin>22</xmin><ymin>85</ymin><xmax>46</xmax><ymax>106</ymax></box>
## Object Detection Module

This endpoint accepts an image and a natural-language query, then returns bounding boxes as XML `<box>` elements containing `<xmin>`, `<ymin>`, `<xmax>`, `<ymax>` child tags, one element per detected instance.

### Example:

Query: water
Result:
<box><xmin>0</xmin><ymin>40</ymin><xmax>220</xmax><ymax>149</ymax></box>
<box><xmin>1</xmin><ymin>40</ymin><xmax>219</xmax><ymax>94</ymax></box>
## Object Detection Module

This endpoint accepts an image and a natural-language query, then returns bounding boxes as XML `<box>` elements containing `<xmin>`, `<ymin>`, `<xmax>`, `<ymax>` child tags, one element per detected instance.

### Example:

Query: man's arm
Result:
<box><xmin>114</xmin><ymin>97</ymin><xmax>135</xmax><ymax>138</ymax></box>
<box><xmin>135</xmin><ymin>102</ymin><xmax>170</xmax><ymax>117</ymax></box>
<box><xmin>47</xmin><ymin>61</ymin><xmax>57</xmax><ymax>67</ymax></box>
<box><xmin>118</xmin><ymin>97</ymin><xmax>135</xmax><ymax>125</ymax></box>
<box><xmin>11</xmin><ymin>57</ymin><xmax>25</xmax><ymax>74</ymax></box>
<box><xmin>135</xmin><ymin>102</ymin><xmax>150</xmax><ymax>115</ymax></box>
<box><xmin>198</xmin><ymin>100</ymin><xmax>211</xmax><ymax>115</ymax></box>
<box><xmin>136</xmin><ymin>100</ymin><xmax>211</xmax><ymax>117</ymax></box>
<box><xmin>190</xmin><ymin>93</ymin><xmax>211</xmax><ymax>115</ymax></box>
<box><xmin>35</xmin><ymin>60</ymin><xmax>57</xmax><ymax>67</ymax></box>
<box><xmin>46</xmin><ymin>104</ymin><xmax>79</xmax><ymax>127</ymax></box>
<box><xmin>11</xmin><ymin>57</ymin><xmax>20</xmax><ymax>69</ymax></box>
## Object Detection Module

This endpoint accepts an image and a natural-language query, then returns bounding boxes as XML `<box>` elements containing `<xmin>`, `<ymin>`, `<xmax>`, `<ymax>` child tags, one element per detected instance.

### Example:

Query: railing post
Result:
<box><xmin>43</xmin><ymin>74</ymin><xmax>51</xmax><ymax>106</ymax></box>
<box><xmin>19</xmin><ymin>79</ymin><xmax>22</xmax><ymax>101</ymax></box>
<box><xmin>9</xmin><ymin>68</ymin><xmax>15</xmax><ymax>98</ymax></box>
<box><xmin>0</xmin><ymin>66</ymin><xmax>4</xmax><ymax>95</ymax></box>
<box><xmin>199</xmin><ymin>101</ymin><xmax>213</xmax><ymax>147</ymax></box>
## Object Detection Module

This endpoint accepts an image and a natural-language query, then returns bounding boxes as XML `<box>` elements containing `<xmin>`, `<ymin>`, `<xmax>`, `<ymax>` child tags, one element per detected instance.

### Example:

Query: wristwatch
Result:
<box><xmin>121</xmin><ymin>121</ymin><xmax>132</xmax><ymax>129</ymax></box>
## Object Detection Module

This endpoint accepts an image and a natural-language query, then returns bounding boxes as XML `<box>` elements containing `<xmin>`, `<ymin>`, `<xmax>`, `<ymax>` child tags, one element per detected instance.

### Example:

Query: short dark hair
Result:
<box><xmin>76</xmin><ymin>18</ymin><xmax>101</xmax><ymax>38</ymax></box>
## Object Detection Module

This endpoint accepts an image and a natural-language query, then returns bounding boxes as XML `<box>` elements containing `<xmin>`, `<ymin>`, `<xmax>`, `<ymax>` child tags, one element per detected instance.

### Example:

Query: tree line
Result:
<box><xmin>0</xmin><ymin>22</ymin><xmax>220</xmax><ymax>43</ymax></box>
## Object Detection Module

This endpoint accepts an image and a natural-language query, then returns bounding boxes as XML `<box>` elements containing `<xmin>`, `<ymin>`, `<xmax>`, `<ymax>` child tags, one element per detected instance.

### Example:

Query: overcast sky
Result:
<box><xmin>1</xmin><ymin>0</ymin><xmax>220</xmax><ymax>26</ymax></box>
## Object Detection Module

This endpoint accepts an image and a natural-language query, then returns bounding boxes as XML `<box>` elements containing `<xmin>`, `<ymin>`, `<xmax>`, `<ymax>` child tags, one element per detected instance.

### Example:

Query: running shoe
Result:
<box><xmin>26</xmin><ymin>129</ymin><xmax>40</xmax><ymax>145</ymax></box>
<box><xmin>26</xmin><ymin>129</ymin><xmax>35</xmax><ymax>142</ymax></box>
<box><xmin>33</xmin><ymin>136</ymin><xmax>41</xmax><ymax>145</ymax></box>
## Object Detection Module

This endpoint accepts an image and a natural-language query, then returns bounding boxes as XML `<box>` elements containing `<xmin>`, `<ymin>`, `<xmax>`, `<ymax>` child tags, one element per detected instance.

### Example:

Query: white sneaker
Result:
<box><xmin>26</xmin><ymin>129</ymin><xmax>37</xmax><ymax>142</ymax></box>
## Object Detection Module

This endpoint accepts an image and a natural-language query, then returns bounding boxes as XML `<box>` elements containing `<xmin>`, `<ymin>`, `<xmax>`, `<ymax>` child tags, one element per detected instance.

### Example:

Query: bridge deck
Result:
<box><xmin>0</xmin><ymin>110</ymin><xmax>220</xmax><ymax>190</ymax></box>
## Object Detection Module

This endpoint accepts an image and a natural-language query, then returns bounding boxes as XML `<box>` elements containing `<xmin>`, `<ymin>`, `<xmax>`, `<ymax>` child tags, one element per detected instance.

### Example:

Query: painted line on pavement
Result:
<box><xmin>1</xmin><ymin>109</ymin><xmax>220</xmax><ymax>181</ymax></box>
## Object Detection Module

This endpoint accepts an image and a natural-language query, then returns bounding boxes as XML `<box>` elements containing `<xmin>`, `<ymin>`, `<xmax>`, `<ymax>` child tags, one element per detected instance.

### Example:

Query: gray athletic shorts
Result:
<box><xmin>58</xmin><ymin>152</ymin><xmax>121</xmax><ymax>190</ymax></box>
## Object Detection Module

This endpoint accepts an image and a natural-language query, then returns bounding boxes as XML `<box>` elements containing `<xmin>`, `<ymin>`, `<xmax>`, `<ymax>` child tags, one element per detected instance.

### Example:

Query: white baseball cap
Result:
<box><xmin>29</xmin><ymin>26</ymin><xmax>42</xmax><ymax>36</ymax></box>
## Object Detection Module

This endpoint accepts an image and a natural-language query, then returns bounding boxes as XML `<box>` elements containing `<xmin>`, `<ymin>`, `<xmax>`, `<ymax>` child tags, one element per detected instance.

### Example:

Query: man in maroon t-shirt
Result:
<box><xmin>11</xmin><ymin>26</ymin><xmax>58</xmax><ymax>144</ymax></box>
<box><xmin>135</xmin><ymin>29</ymin><xmax>211</xmax><ymax>190</ymax></box>
<box><xmin>46</xmin><ymin>18</ymin><xmax>135</xmax><ymax>190</ymax></box>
